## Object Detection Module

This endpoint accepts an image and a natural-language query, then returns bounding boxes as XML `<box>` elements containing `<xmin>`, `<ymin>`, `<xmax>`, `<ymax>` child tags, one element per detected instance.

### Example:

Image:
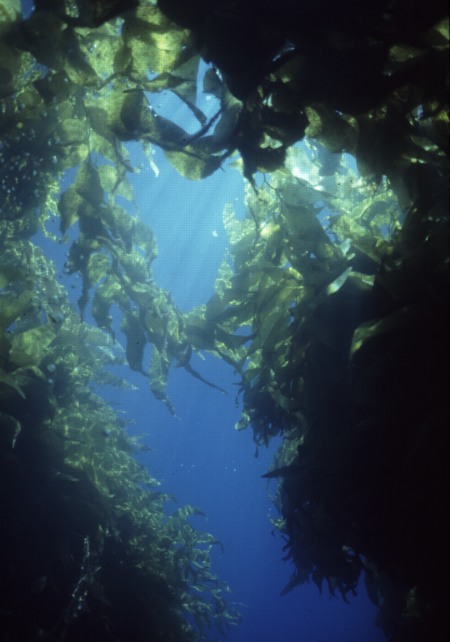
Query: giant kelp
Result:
<box><xmin>0</xmin><ymin>237</ymin><xmax>239</xmax><ymax>641</ymax></box>
<box><xmin>192</xmin><ymin>150</ymin><xmax>448</xmax><ymax>639</ymax></box>
<box><xmin>1</xmin><ymin>3</ymin><xmax>242</xmax><ymax>638</ymax></box>
<box><xmin>169</xmin><ymin>2</ymin><xmax>447</xmax><ymax>639</ymax></box>
<box><xmin>1</xmin><ymin>0</ymin><xmax>230</xmax><ymax>409</ymax></box>
<box><xmin>1</xmin><ymin>1</ymin><xmax>449</xmax><ymax>641</ymax></box>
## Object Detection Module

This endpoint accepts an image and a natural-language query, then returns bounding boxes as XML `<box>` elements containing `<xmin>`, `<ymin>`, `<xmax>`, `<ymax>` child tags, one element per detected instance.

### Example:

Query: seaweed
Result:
<box><xmin>0</xmin><ymin>236</ymin><xmax>239</xmax><ymax>641</ymax></box>
<box><xmin>1</xmin><ymin>1</ymin><xmax>448</xmax><ymax>640</ymax></box>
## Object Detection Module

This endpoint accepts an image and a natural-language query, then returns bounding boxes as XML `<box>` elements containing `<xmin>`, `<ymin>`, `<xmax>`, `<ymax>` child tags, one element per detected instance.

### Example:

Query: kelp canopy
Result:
<box><xmin>0</xmin><ymin>1</ymin><xmax>448</xmax><ymax>641</ymax></box>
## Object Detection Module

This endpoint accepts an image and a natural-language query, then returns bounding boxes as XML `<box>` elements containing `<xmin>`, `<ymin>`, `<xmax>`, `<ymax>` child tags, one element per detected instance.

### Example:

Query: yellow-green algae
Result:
<box><xmin>0</xmin><ymin>1</ymin><xmax>448</xmax><ymax>641</ymax></box>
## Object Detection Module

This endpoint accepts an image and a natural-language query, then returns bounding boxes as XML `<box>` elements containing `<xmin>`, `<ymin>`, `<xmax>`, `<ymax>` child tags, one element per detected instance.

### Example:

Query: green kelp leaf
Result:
<box><xmin>184</xmin><ymin>309</ymin><xmax>250</xmax><ymax>365</ymax></box>
<box><xmin>100</xmin><ymin>204</ymin><xmax>136</xmax><ymax>252</ymax></box>
<box><xmin>150</xmin><ymin>345</ymin><xmax>175</xmax><ymax>414</ymax></box>
<box><xmin>118</xmin><ymin>90</ymin><xmax>190</xmax><ymax>146</ymax></box>
<box><xmin>33</xmin><ymin>69</ymin><xmax>71</xmax><ymax>104</ymax></box>
<box><xmin>281</xmin><ymin>199</ymin><xmax>337</xmax><ymax>263</ymax></box>
<box><xmin>78</xmin><ymin>30</ymin><xmax>123</xmax><ymax>78</ymax></box>
<box><xmin>134</xmin><ymin>221</ymin><xmax>158</xmax><ymax>261</ymax></box>
<box><xmin>86</xmin><ymin>251</ymin><xmax>111</xmax><ymax>286</ymax></box>
<box><xmin>350</xmin><ymin>305</ymin><xmax>421</xmax><ymax>358</ymax></box>
<box><xmin>56</xmin><ymin>116</ymin><xmax>89</xmax><ymax>162</ymax></box>
<box><xmin>75</xmin><ymin>162</ymin><xmax>104</xmax><ymax>207</ymax></box>
<box><xmin>121</xmin><ymin>311</ymin><xmax>147</xmax><ymax>375</ymax></box>
<box><xmin>346</xmin><ymin>271</ymin><xmax>375</xmax><ymax>294</ymax></box>
<box><xmin>182</xmin><ymin>312</ymin><xmax>214</xmax><ymax>351</ymax></box>
<box><xmin>58</xmin><ymin>184</ymin><xmax>84</xmax><ymax>235</ymax></box>
<box><xmin>92</xmin><ymin>275</ymin><xmax>124</xmax><ymax>334</ymax></box>
<box><xmin>97</xmin><ymin>165</ymin><xmax>132</xmax><ymax>202</ymax></box>
<box><xmin>52</xmin><ymin>123</ymin><xmax>93</xmax><ymax>171</ymax></box>
<box><xmin>258</xmin><ymin>307</ymin><xmax>291</xmax><ymax>354</ymax></box>
<box><xmin>205</xmin><ymin>289</ymin><xmax>229</xmax><ymax>321</ymax></box>
<box><xmin>124</xmin><ymin>281</ymin><xmax>157</xmax><ymax>309</ymax></box>
<box><xmin>0</xmin><ymin>284</ymin><xmax>34</xmax><ymax>332</ymax></box>
<box><xmin>145</xmin><ymin>288</ymin><xmax>181</xmax><ymax>336</ymax></box>
<box><xmin>163</xmin><ymin>145</ymin><xmax>224</xmax><ymax>180</ymax></box>
<box><xmin>279</xmin><ymin>176</ymin><xmax>327</xmax><ymax>210</ymax></box>
<box><xmin>211</xmin><ymin>99</ymin><xmax>242</xmax><ymax>150</ymax></box>
<box><xmin>85</xmin><ymin>104</ymin><xmax>118</xmax><ymax>159</ymax></box>
<box><xmin>0</xmin><ymin>0</ymin><xmax>20</xmax><ymax>22</ymax></box>
<box><xmin>59</xmin><ymin>28</ymin><xmax>101</xmax><ymax>85</ymax></box>
<box><xmin>424</xmin><ymin>16</ymin><xmax>449</xmax><ymax>46</ymax></box>
<box><xmin>256</xmin><ymin>266</ymin><xmax>302</xmax><ymax>303</ymax></box>
<box><xmin>326</xmin><ymin>267</ymin><xmax>353</xmax><ymax>295</ymax></box>
<box><xmin>112</xmin><ymin>37</ymin><xmax>133</xmax><ymax>74</ymax></box>
<box><xmin>108</xmin><ymin>89</ymin><xmax>142</xmax><ymax>140</ymax></box>
<box><xmin>122</xmin><ymin>5</ymin><xmax>185</xmax><ymax>76</ymax></box>
<box><xmin>346</xmin><ymin>189</ymin><xmax>398</xmax><ymax>236</ymax></box>
<box><xmin>212</xmin><ymin>328</ymin><xmax>250</xmax><ymax>366</ymax></box>
<box><xmin>165</xmin><ymin>505</ymin><xmax>206</xmax><ymax>530</ymax></box>
<box><xmin>9</xmin><ymin>323</ymin><xmax>56</xmax><ymax>368</ymax></box>
<box><xmin>305</xmin><ymin>105</ymin><xmax>358</xmax><ymax>154</ymax></box>
<box><xmin>96</xmin><ymin>370</ymin><xmax>138</xmax><ymax>391</ymax></box>
<box><xmin>23</xmin><ymin>11</ymin><xmax>67</xmax><ymax>70</ymax></box>
<box><xmin>222</xmin><ymin>205</ymin><xmax>256</xmax><ymax>266</ymax></box>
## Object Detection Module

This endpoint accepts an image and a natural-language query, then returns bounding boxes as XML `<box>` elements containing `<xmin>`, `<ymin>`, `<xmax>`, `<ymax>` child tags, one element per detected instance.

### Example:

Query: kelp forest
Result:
<box><xmin>0</xmin><ymin>1</ymin><xmax>448</xmax><ymax>641</ymax></box>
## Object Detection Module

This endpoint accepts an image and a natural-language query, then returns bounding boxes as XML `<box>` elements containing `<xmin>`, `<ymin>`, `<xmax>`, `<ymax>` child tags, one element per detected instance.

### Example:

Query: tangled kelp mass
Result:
<box><xmin>0</xmin><ymin>1</ymin><xmax>448</xmax><ymax>641</ymax></box>
<box><xmin>0</xmin><ymin>242</ymin><xmax>240</xmax><ymax>641</ymax></box>
<box><xmin>191</xmin><ymin>154</ymin><xmax>448</xmax><ymax>639</ymax></box>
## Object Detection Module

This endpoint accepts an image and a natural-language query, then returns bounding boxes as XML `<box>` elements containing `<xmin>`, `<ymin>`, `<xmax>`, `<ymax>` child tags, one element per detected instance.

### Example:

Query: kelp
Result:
<box><xmin>194</xmin><ymin>139</ymin><xmax>448</xmax><ymax>637</ymax></box>
<box><xmin>0</xmin><ymin>235</ymin><xmax>239</xmax><ymax>641</ymax></box>
<box><xmin>59</xmin><ymin>156</ymin><xmax>224</xmax><ymax>412</ymax></box>
<box><xmin>1</xmin><ymin>1</ymin><xmax>449</xmax><ymax>641</ymax></box>
<box><xmin>0</xmin><ymin>3</ymin><xmax>242</xmax><ymax>636</ymax></box>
